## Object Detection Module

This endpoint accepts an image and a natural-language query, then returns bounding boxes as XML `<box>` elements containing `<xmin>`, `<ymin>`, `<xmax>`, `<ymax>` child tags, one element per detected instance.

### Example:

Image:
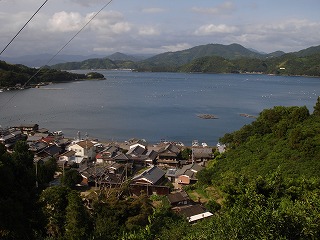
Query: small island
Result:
<box><xmin>197</xmin><ymin>114</ymin><xmax>218</xmax><ymax>119</ymax></box>
<box><xmin>85</xmin><ymin>72</ymin><xmax>106</xmax><ymax>80</ymax></box>
<box><xmin>239</xmin><ymin>113</ymin><xmax>257</xmax><ymax>118</ymax></box>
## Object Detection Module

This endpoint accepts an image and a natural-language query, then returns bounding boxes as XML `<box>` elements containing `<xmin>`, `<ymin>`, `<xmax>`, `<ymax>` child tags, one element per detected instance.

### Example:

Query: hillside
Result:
<box><xmin>180</xmin><ymin>52</ymin><xmax>320</xmax><ymax>76</ymax></box>
<box><xmin>139</xmin><ymin>43</ymin><xmax>264</xmax><ymax>69</ymax></box>
<box><xmin>0</xmin><ymin>61</ymin><xmax>102</xmax><ymax>89</ymax></box>
<box><xmin>198</xmin><ymin>99</ymin><xmax>320</xmax><ymax>186</ymax></box>
<box><xmin>49</xmin><ymin>43</ymin><xmax>320</xmax><ymax>76</ymax></box>
<box><xmin>51</xmin><ymin>57</ymin><xmax>138</xmax><ymax>70</ymax></box>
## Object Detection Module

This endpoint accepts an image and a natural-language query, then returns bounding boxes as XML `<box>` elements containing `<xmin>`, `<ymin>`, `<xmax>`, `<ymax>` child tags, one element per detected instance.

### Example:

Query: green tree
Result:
<box><xmin>64</xmin><ymin>191</ymin><xmax>90</xmax><ymax>240</ymax></box>
<box><xmin>0</xmin><ymin>141</ymin><xmax>41</xmax><ymax>239</ymax></box>
<box><xmin>40</xmin><ymin>186</ymin><xmax>69</xmax><ymax>238</ymax></box>
<box><xmin>313</xmin><ymin>96</ymin><xmax>320</xmax><ymax>116</ymax></box>
<box><xmin>37</xmin><ymin>158</ymin><xmax>58</xmax><ymax>187</ymax></box>
<box><xmin>61</xmin><ymin>169</ymin><xmax>83</xmax><ymax>188</ymax></box>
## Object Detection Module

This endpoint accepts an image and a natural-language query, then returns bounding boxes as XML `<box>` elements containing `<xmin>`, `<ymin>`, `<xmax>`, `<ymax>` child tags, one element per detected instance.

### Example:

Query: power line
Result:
<box><xmin>0</xmin><ymin>0</ymin><xmax>49</xmax><ymax>56</ymax></box>
<box><xmin>0</xmin><ymin>0</ymin><xmax>114</xmax><ymax>111</ymax></box>
<box><xmin>21</xmin><ymin>0</ymin><xmax>114</xmax><ymax>88</ymax></box>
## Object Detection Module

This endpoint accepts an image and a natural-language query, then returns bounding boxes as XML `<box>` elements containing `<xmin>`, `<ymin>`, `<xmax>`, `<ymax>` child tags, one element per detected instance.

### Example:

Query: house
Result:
<box><xmin>107</xmin><ymin>162</ymin><xmax>125</xmax><ymax>175</ymax></box>
<box><xmin>128</xmin><ymin>139</ymin><xmax>148</xmax><ymax>149</ymax></box>
<box><xmin>176</xmin><ymin>163</ymin><xmax>204</xmax><ymax>185</ymax></box>
<box><xmin>131</xmin><ymin>166</ymin><xmax>166</xmax><ymax>185</ymax></box>
<box><xmin>157</xmin><ymin>143</ymin><xmax>181</xmax><ymax>167</ymax></box>
<box><xmin>28</xmin><ymin>141</ymin><xmax>48</xmax><ymax>153</ymax></box>
<box><xmin>217</xmin><ymin>142</ymin><xmax>226</xmax><ymax>153</ymax></box>
<box><xmin>0</xmin><ymin>129</ymin><xmax>25</xmax><ymax>149</ymax></box>
<box><xmin>167</xmin><ymin>191</ymin><xmax>190</xmax><ymax>207</ymax></box>
<box><xmin>67</xmin><ymin>140</ymin><xmax>96</xmax><ymax>160</ymax></box>
<box><xmin>192</xmin><ymin>146</ymin><xmax>213</xmax><ymax>162</ymax></box>
<box><xmin>58</xmin><ymin>150</ymin><xmax>76</xmax><ymax>162</ymax></box>
<box><xmin>36</xmin><ymin>145</ymin><xmax>63</xmax><ymax>159</ymax></box>
<box><xmin>173</xmin><ymin>205</ymin><xmax>213</xmax><ymax>224</ymax></box>
<box><xmin>96</xmin><ymin>146</ymin><xmax>122</xmax><ymax>164</ymax></box>
<box><xmin>79</xmin><ymin>162</ymin><xmax>127</xmax><ymax>187</ymax></box>
<box><xmin>127</xmin><ymin>146</ymin><xmax>158</xmax><ymax>166</ymax></box>
<box><xmin>96</xmin><ymin>146</ymin><xmax>121</xmax><ymax>162</ymax></box>
<box><xmin>41</xmin><ymin>136</ymin><xmax>56</xmax><ymax>145</ymax></box>
<box><xmin>15</xmin><ymin>124</ymin><xmax>39</xmax><ymax>135</ymax></box>
<box><xmin>127</xmin><ymin>145</ymin><xmax>146</xmax><ymax>156</ymax></box>
<box><xmin>165</xmin><ymin>168</ymin><xmax>178</xmax><ymax>182</ymax></box>
<box><xmin>113</xmin><ymin>153</ymin><xmax>131</xmax><ymax>164</ymax></box>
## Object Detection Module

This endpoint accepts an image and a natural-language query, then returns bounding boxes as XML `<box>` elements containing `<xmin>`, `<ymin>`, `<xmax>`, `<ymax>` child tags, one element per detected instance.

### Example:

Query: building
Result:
<box><xmin>176</xmin><ymin>163</ymin><xmax>204</xmax><ymax>185</ymax></box>
<box><xmin>131</xmin><ymin>166</ymin><xmax>166</xmax><ymax>185</ymax></box>
<box><xmin>173</xmin><ymin>205</ymin><xmax>213</xmax><ymax>224</ymax></box>
<box><xmin>167</xmin><ymin>191</ymin><xmax>190</xmax><ymax>207</ymax></box>
<box><xmin>157</xmin><ymin>143</ymin><xmax>181</xmax><ymax>167</ymax></box>
<box><xmin>68</xmin><ymin>140</ymin><xmax>96</xmax><ymax>161</ymax></box>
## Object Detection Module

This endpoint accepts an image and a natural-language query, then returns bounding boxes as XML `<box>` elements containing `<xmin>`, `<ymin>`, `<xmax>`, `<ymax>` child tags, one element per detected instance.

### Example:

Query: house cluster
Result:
<box><xmin>1</xmin><ymin>124</ymin><xmax>217</xmax><ymax>223</ymax></box>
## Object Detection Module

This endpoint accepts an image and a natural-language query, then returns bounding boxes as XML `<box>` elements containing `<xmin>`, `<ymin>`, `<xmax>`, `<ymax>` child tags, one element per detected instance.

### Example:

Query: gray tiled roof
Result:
<box><xmin>133</xmin><ymin>166</ymin><xmax>165</xmax><ymax>184</ymax></box>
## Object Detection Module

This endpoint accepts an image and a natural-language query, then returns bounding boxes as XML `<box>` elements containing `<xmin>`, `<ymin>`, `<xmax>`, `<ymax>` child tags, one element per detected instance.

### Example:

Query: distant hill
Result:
<box><xmin>51</xmin><ymin>57</ymin><xmax>138</xmax><ymax>70</ymax></box>
<box><xmin>294</xmin><ymin>45</ymin><xmax>320</xmax><ymax>57</ymax></box>
<box><xmin>140</xmin><ymin>43</ymin><xmax>264</xmax><ymax>68</ymax></box>
<box><xmin>107</xmin><ymin>52</ymin><xmax>140</xmax><ymax>62</ymax></box>
<box><xmin>0</xmin><ymin>60</ymin><xmax>93</xmax><ymax>89</ymax></box>
<box><xmin>266</xmin><ymin>51</ymin><xmax>286</xmax><ymax>58</ymax></box>
<box><xmin>179</xmin><ymin>52</ymin><xmax>320</xmax><ymax>76</ymax></box>
<box><xmin>48</xmin><ymin>43</ymin><xmax>320</xmax><ymax>76</ymax></box>
<box><xmin>0</xmin><ymin>53</ymin><xmax>105</xmax><ymax>67</ymax></box>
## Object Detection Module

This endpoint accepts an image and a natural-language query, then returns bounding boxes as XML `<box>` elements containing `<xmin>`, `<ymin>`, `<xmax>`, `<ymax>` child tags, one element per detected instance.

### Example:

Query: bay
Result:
<box><xmin>0</xmin><ymin>71</ymin><xmax>319</xmax><ymax>146</ymax></box>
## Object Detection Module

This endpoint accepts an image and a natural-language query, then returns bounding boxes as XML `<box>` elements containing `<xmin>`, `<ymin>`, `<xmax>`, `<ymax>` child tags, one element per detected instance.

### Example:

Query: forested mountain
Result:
<box><xmin>0</xmin><ymin>61</ymin><xmax>103</xmax><ymax>88</ymax></box>
<box><xmin>139</xmin><ymin>43</ymin><xmax>264</xmax><ymax>68</ymax></box>
<box><xmin>0</xmin><ymin>53</ymin><xmax>105</xmax><ymax>68</ymax></box>
<box><xmin>180</xmin><ymin>52</ymin><xmax>320</xmax><ymax>76</ymax></box>
<box><xmin>294</xmin><ymin>45</ymin><xmax>320</xmax><ymax>57</ymax></box>
<box><xmin>2</xmin><ymin>43</ymin><xmax>320</xmax><ymax>88</ymax></box>
<box><xmin>52</xmin><ymin>58</ymin><xmax>138</xmax><ymax>71</ymax></box>
<box><xmin>48</xmin><ymin>43</ymin><xmax>320</xmax><ymax>76</ymax></box>
<box><xmin>107</xmin><ymin>52</ymin><xmax>140</xmax><ymax>62</ymax></box>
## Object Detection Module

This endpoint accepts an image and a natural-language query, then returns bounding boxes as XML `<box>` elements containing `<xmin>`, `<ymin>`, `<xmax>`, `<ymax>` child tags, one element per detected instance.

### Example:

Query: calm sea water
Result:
<box><xmin>0</xmin><ymin>71</ymin><xmax>319</xmax><ymax>145</ymax></box>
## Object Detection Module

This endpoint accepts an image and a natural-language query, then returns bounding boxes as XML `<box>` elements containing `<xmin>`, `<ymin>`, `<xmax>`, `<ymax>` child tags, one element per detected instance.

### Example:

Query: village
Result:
<box><xmin>0</xmin><ymin>123</ymin><xmax>226</xmax><ymax>224</ymax></box>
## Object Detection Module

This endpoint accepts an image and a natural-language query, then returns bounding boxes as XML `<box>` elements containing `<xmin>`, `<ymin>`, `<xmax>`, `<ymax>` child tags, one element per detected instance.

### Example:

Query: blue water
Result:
<box><xmin>0</xmin><ymin>71</ymin><xmax>319</xmax><ymax>145</ymax></box>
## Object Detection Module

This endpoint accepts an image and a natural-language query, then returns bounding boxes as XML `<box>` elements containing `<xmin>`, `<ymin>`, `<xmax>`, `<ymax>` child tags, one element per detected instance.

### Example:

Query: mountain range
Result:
<box><xmin>43</xmin><ymin>43</ymin><xmax>320</xmax><ymax>77</ymax></box>
<box><xmin>1</xmin><ymin>43</ymin><xmax>320</xmax><ymax>76</ymax></box>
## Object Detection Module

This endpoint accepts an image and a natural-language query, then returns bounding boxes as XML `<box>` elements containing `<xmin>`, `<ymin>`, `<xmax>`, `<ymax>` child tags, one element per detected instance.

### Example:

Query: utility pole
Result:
<box><xmin>35</xmin><ymin>160</ymin><xmax>38</xmax><ymax>188</ymax></box>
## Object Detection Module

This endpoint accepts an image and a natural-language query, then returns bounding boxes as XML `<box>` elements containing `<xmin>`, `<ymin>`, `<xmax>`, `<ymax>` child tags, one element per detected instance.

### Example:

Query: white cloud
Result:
<box><xmin>87</xmin><ymin>11</ymin><xmax>132</xmax><ymax>34</ymax></box>
<box><xmin>110</xmin><ymin>22</ymin><xmax>131</xmax><ymax>34</ymax></box>
<box><xmin>138</xmin><ymin>26</ymin><xmax>160</xmax><ymax>36</ymax></box>
<box><xmin>230</xmin><ymin>19</ymin><xmax>320</xmax><ymax>52</ymax></box>
<box><xmin>48</xmin><ymin>11</ymin><xmax>83</xmax><ymax>32</ymax></box>
<box><xmin>192</xmin><ymin>1</ymin><xmax>234</xmax><ymax>15</ymax></box>
<box><xmin>194</xmin><ymin>24</ymin><xmax>238</xmax><ymax>35</ymax></box>
<box><xmin>161</xmin><ymin>43</ymin><xmax>192</xmax><ymax>52</ymax></box>
<box><xmin>142</xmin><ymin>8</ymin><xmax>165</xmax><ymax>13</ymax></box>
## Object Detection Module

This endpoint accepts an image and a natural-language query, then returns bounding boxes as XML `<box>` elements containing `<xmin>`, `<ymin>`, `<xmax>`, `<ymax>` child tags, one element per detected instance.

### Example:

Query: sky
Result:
<box><xmin>0</xmin><ymin>0</ymin><xmax>320</xmax><ymax>58</ymax></box>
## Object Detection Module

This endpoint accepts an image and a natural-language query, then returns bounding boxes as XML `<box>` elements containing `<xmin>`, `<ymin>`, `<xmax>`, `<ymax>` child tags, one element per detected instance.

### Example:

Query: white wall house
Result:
<box><xmin>68</xmin><ymin>140</ymin><xmax>96</xmax><ymax>160</ymax></box>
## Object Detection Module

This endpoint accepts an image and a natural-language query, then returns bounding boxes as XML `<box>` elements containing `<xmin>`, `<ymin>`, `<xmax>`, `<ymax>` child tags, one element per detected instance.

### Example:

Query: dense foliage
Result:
<box><xmin>180</xmin><ymin>53</ymin><xmax>320</xmax><ymax>76</ymax></box>
<box><xmin>0</xmin><ymin>61</ymin><xmax>104</xmax><ymax>88</ymax></box>
<box><xmin>51</xmin><ymin>58</ymin><xmax>138</xmax><ymax>71</ymax></box>
<box><xmin>198</xmin><ymin>101</ymin><xmax>320</xmax><ymax>186</ymax></box>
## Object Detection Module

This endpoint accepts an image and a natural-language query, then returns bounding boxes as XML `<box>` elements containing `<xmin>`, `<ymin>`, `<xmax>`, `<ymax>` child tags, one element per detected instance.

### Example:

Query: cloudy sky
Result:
<box><xmin>1</xmin><ymin>0</ymin><xmax>320</xmax><ymax>57</ymax></box>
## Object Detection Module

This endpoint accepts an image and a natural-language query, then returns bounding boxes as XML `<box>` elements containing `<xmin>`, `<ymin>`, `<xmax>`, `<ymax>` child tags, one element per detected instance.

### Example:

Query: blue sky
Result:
<box><xmin>1</xmin><ymin>0</ymin><xmax>320</xmax><ymax>57</ymax></box>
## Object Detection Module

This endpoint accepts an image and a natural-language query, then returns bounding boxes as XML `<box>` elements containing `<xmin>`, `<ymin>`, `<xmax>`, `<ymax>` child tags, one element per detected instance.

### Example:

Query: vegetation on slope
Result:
<box><xmin>49</xmin><ymin>43</ymin><xmax>320</xmax><ymax>76</ymax></box>
<box><xmin>0</xmin><ymin>61</ymin><xmax>104</xmax><ymax>88</ymax></box>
